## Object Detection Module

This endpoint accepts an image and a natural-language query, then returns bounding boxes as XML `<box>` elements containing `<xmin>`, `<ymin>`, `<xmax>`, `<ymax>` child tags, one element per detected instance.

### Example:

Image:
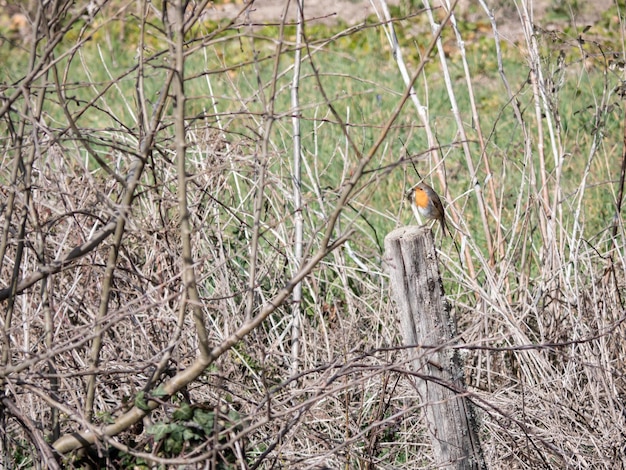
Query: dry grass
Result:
<box><xmin>1</xmin><ymin>0</ymin><xmax>626</xmax><ymax>468</ymax></box>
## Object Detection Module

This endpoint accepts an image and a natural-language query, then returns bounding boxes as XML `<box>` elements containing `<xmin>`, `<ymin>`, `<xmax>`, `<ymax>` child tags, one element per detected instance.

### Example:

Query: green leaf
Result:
<box><xmin>145</xmin><ymin>423</ymin><xmax>171</xmax><ymax>441</ymax></box>
<box><xmin>134</xmin><ymin>391</ymin><xmax>151</xmax><ymax>411</ymax></box>
<box><xmin>182</xmin><ymin>427</ymin><xmax>198</xmax><ymax>441</ymax></box>
<box><xmin>152</xmin><ymin>385</ymin><xmax>168</xmax><ymax>397</ymax></box>
<box><xmin>172</xmin><ymin>402</ymin><xmax>193</xmax><ymax>421</ymax></box>
<box><xmin>96</xmin><ymin>411</ymin><xmax>115</xmax><ymax>424</ymax></box>
<box><xmin>164</xmin><ymin>436</ymin><xmax>182</xmax><ymax>455</ymax></box>
<box><xmin>193</xmin><ymin>409</ymin><xmax>215</xmax><ymax>433</ymax></box>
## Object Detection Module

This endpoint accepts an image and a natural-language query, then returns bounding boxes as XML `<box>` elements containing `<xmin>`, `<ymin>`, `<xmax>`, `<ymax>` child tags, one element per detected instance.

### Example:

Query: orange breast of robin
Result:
<box><xmin>413</xmin><ymin>188</ymin><xmax>429</xmax><ymax>209</ymax></box>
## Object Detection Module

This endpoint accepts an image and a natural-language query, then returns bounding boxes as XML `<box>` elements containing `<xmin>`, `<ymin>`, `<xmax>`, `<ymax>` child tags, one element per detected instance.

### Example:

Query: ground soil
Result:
<box><xmin>0</xmin><ymin>0</ymin><xmax>617</xmax><ymax>43</ymax></box>
<box><xmin>204</xmin><ymin>0</ymin><xmax>401</xmax><ymax>25</ymax></box>
<box><xmin>204</xmin><ymin>0</ymin><xmax>616</xmax><ymax>40</ymax></box>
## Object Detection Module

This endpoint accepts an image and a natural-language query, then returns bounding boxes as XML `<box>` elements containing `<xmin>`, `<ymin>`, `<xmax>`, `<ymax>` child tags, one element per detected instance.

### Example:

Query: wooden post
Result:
<box><xmin>384</xmin><ymin>226</ymin><xmax>486</xmax><ymax>470</ymax></box>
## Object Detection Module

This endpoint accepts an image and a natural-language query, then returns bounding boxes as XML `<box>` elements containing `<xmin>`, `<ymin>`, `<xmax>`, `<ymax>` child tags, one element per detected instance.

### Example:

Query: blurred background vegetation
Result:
<box><xmin>1</xmin><ymin>0</ymin><xmax>626</xmax><ymax>468</ymax></box>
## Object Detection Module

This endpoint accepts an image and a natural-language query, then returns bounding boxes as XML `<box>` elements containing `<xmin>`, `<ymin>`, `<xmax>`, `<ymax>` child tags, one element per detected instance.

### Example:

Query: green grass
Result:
<box><xmin>1</xmin><ymin>5</ymin><xmax>623</xmax><ymax>282</ymax></box>
<box><xmin>9</xmin><ymin>8</ymin><xmax>622</xmax><ymax>245</ymax></box>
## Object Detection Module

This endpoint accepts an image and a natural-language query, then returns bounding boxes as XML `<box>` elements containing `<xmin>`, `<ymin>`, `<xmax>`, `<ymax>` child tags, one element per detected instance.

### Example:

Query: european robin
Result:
<box><xmin>406</xmin><ymin>182</ymin><xmax>449</xmax><ymax>236</ymax></box>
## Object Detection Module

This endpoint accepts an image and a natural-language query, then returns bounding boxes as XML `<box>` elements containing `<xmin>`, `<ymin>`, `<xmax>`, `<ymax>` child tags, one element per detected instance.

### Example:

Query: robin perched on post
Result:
<box><xmin>406</xmin><ymin>182</ymin><xmax>449</xmax><ymax>237</ymax></box>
